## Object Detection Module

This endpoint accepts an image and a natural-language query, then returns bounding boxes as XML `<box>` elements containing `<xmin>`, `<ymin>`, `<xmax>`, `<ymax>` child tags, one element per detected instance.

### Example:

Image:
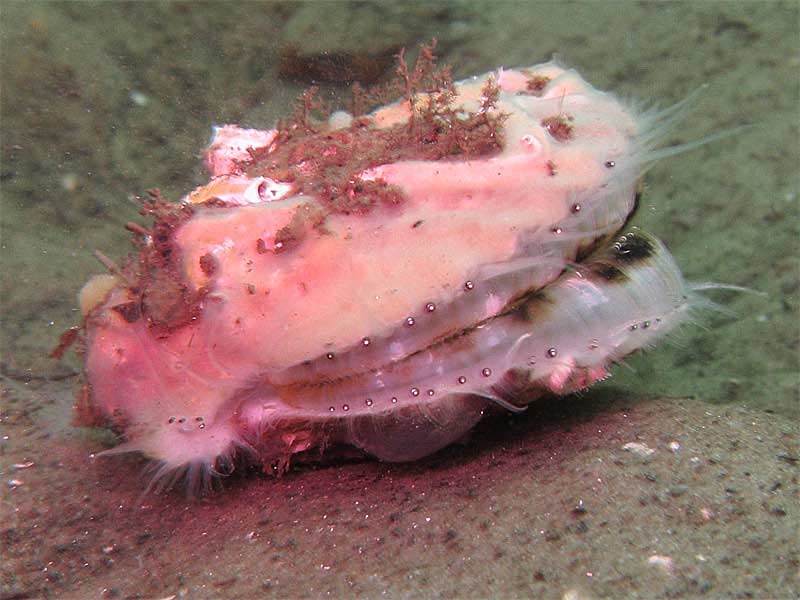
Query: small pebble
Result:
<box><xmin>668</xmin><ymin>485</ymin><xmax>688</xmax><ymax>497</ymax></box>
<box><xmin>622</xmin><ymin>441</ymin><xmax>655</xmax><ymax>458</ymax></box>
<box><xmin>647</xmin><ymin>554</ymin><xmax>674</xmax><ymax>574</ymax></box>
<box><xmin>129</xmin><ymin>90</ymin><xmax>150</xmax><ymax>106</ymax></box>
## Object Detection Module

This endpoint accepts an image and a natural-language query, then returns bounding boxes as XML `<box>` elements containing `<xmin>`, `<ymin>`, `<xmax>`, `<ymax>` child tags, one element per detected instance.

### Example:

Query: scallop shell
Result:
<box><xmin>78</xmin><ymin>60</ymin><xmax>695</xmax><ymax>489</ymax></box>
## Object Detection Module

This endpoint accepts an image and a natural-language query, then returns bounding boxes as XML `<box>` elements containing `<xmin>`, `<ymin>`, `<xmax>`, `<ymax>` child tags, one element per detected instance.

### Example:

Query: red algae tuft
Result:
<box><xmin>246</xmin><ymin>43</ymin><xmax>506</xmax><ymax>220</ymax></box>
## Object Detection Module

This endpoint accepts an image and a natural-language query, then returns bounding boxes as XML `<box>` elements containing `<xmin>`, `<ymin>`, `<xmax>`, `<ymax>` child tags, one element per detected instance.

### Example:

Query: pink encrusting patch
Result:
<box><xmin>76</xmin><ymin>56</ymin><xmax>699</xmax><ymax>492</ymax></box>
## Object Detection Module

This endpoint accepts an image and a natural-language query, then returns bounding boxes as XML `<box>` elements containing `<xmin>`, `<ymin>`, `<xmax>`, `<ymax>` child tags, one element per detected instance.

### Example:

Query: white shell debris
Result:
<box><xmin>622</xmin><ymin>441</ymin><xmax>655</xmax><ymax>458</ymax></box>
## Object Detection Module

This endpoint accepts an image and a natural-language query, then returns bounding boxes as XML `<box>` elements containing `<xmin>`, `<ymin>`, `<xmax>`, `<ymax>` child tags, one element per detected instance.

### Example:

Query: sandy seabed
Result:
<box><xmin>2</xmin><ymin>379</ymin><xmax>798</xmax><ymax>599</ymax></box>
<box><xmin>1</xmin><ymin>2</ymin><xmax>798</xmax><ymax>598</ymax></box>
